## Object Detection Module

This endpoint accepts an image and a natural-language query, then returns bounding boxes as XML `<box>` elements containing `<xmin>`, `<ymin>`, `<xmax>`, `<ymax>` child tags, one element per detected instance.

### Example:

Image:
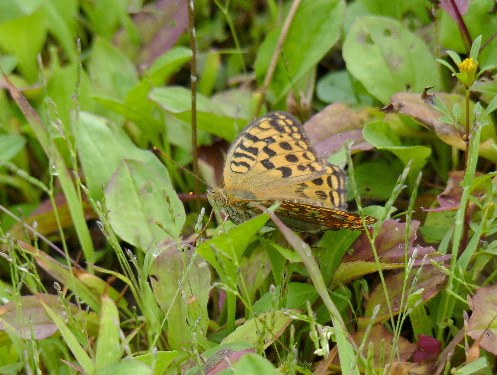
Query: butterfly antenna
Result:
<box><xmin>152</xmin><ymin>147</ymin><xmax>207</xmax><ymax>188</ymax></box>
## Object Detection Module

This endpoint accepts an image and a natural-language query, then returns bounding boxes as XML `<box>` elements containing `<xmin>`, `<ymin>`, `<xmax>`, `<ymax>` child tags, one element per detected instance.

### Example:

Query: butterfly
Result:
<box><xmin>207</xmin><ymin>112</ymin><xmax>376</xmax><ymax>231</ymax></box>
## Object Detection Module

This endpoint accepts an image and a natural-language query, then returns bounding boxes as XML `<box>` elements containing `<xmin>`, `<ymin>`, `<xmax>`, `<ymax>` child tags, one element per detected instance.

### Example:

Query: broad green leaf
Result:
<box><xmin>96</xmin><ymin>359</ymin><xmax>152</xmax><ymax>375</ymax></box>
<box><xmin>145</xmin><ymin>48</ymin><xmax>192</xmax><ymax>85</ymax></box>
<box><xmin>353</xmin><ymin>159</ymin><xmax>403</xmax><ymax>201</ymax></box>
<box><xmin>95</xmin><ymin>295</ymin><xmax>122</xmax><ymax>369</ymax></box>
<box><xmin>0</xmin><ymin>8</ymin><xmax>48</xmax><ymax>82</ymax></box>
<box><xmin>0</xmin><ymin>135</ymin><xmax>25</xmax><ymax>161</ymax></box>
<box><xmin>149</xmin><ymin>248</ymin><xmax>211</xmax><ymax>350</ymax></box>
<box><xmin>39</xmin><ymin>0</ymin><xmax>78</xmax><ymax>62</ymax></box>
<box><xmin>343</xmin><ymin>16</ymin><xmax>441</xmax><ymax>104</ymax></box>
<box><xmin>356</xmin><ymin>0</ymin><xmax>431</xmax><ymax>22</ymax></box>
<box><xmin>230</xmin><ymin>353</ymin><xmax>278</xmax><ymax>374</ymax></box>
<box><xmin>0</xmin><ymin>2</ymin><xmax>24</xmax><ymax>21</ymax></box>
<box><xmin>222</xmin><ymin>310</ymin><xmax>294</xmax><ymax>349</ymax></box>
<box><xmin>316</xmin><ymin>71</ymin><xmax>359</xmax><ymax>105</ymax></box>
<box><xmin>46</xmin><ymin>64</ymin><xmax>94</xmax><ymax>132</ymax></box>
<box><xmin>82</xmin><ymin>0</ymin><xmax>129</xmax><ymax>39</ymax></box>
<box><xmin>363</xmin><ymin>121</ymin><xmax>431</xmax><ymax>186</ymax></box>
<box><xmin>317</xmin><ymin>230</ymin><xmax>362</xmax><ymax>284</ymax></box>
<box><xmin>88</xmin><ymin>37</ymin><xmax>138</xmax><ymax>100</ymax></box>
<box><xmin>333</xmin><ymin>261</ymin><xmax>404</xmax><ymax>285</ymax></box>
<box><xmin>95</xmin><ymin>48</ymin><xmax>192</xmax><ymax>146</ymax></box>
<box><xmin>253</xmin><ymin>283</ymin><xmax>318</xmax><ymax>314</ymax></box>
<box><xmin>196</xmin><ymin>215</ymin><xmax>269</xmax><ymax>290</ymax></box>
<box><xmin>150</xmin><ymin>86</ymin><xmax>248</xmax><ymax>142</ymax></box>
<box><xmin>76</xmin><ymin>112</ymin><xmax>178</xmax><ymax>201</ymax></box>
<box><xmin>134</xmin><ymin>351</ymin><xmax>179</xmax><ymax>375</ymax></box>
<box><xmin>106</xmin><ymin>159</ymin><xmax>185</xmax><ymax>248</ymax></box>
<box><xmin>255</xmin><ymin>0</ymin><xmax>345</xmax><ymax>103</ymax></box>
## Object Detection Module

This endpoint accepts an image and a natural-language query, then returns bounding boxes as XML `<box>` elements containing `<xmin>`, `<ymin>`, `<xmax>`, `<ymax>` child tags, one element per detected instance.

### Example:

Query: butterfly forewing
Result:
<box><xmin>224</xmin><ymin>112</ymin><xmax>328</xmax><ymax>189</ymax></box>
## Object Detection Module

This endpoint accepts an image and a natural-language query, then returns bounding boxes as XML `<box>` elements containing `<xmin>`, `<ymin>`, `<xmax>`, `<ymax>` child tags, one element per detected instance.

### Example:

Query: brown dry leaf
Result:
<box><xmin>467</xmin><ymin>284</ymin><xmax>497</xmax><ymax>355</ymax></box>
<box><xmin>304</xmin><ymin>103</ymin><xmax>377</xmax><ymax>158</ymax></box>
<box><xmin>384</xmin><ymin>361</ymin><xmax>434</xmax><ymax>375</ymax></box>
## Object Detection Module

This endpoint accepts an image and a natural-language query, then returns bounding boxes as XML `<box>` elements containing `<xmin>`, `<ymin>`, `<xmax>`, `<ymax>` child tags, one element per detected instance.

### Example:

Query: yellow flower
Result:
<box><xmin>458</xmin><ymin>58</ymin><xmax>478</xmax><ymax>74</ymax></box>
<box><xmin>456</xmin><ymin>57</ymin><xmax>478</xmax><ymax>87</ymax></box>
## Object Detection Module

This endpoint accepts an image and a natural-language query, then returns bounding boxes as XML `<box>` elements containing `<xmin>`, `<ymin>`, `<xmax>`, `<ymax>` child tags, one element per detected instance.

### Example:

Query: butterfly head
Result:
<box><xmin>206</xmin><ymin>188</ymin><xmax>228</xmax><ymax>212</ymax></box>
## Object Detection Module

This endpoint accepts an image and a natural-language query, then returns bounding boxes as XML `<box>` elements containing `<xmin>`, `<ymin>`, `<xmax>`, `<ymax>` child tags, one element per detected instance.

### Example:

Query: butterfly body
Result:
<box><xmin>207</xmin><ymin>112</ymin><xmax>375</xmax><ymax>231</ymax></box>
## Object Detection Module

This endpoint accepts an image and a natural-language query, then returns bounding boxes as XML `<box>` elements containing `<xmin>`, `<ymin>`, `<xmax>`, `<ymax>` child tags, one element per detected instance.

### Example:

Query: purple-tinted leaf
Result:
<box><xmin>345</xmin><ymin>220</ymin><xmax>437</xmax><ymax>262</ymax></box>
<box><xmin>205</xmin><ymin>348</ymin><xmax>256</xmax><ymax>375</ymax></box>
<box><xmin>424</xmin><ymin>170</ymin><xmax>486</xmax><ymax>212</ymax></box>
<box><xmin>467</xmin><ymin>284</ymin><xmax>497</xmax><ymax>355</ymax></box>
<box><xmin>412</xmin><ymin>334</ymin><xmax>442</xmax><ymax>362</ymax></box>
<box><xmin>389</xmin><ymin>92</ymin><xmax>497</xmax><ymax>163</ymax></box>
<box><xmin>0</xmin><ymin>294</ymin><xmax>84</xmax><ymax>340</ymax></box>
<box><xmin>365</xmin><ymin>266</ymin><xmax>447</xmax><ymax>318</ymax></box>
<box><xmin>440</xmin><ymin>0</ymin><xmax>469</xmax><ymax>20</ymax></box>
<box><xmin>304</xmin><ymin>103</ymin><xmax>375</xmax><ymax>158</ymax></box>
<box><xmin>115</xmin><ymin>0</ymin><xmax>188</xmax><ymax>67</ymax></box>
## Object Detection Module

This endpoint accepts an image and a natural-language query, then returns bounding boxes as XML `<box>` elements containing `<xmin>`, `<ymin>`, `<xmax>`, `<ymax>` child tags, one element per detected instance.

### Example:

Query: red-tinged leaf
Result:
<box><xmin>320</xmin><ymin>325</ymin><xmax>417</xmax><ymax>372</ymax></box>
<box><xmin>9</xmin><ymin>193</ymin><xmax>95</xmax><ymax>239</ymax></box>
<box><xmin>114</xmin><ymin>0</ymin><xmax>188</xmax><ymax>67</ymax></box>
<box><xmin>0</xmin><ymin>294</ymin><xmax>85</xmax><ymax>340</ymax></box>
<box><xmin>389</xmin><ymin>92</ymin><xmax>497</xmax><ymax>163</ymax></box>
<box><xmin>424</xmin><ymin>170</ymin><xmax>486</xmax><ymax>212</ymax></box>
<box><xmin>204</xmin><ymin>348</ymin><xmax>256</xmax><ymax>375</ymax></box>
<box><xmin>467</xmin><ymin>284</ymin><xmax>497</xmax><ymax>355</ymax></box>
<box><xmin>345</xmin><ymin>220</ymin><xmax>437</xmax><ymax>262</ymax></box>
<box><xmin>413</xmin><ymin>335</ymin><xmax>442</xmax><ymax>362</ymax></box>
<box><xmin>354</xmin><ymin>325</ymin><xmax>417</xmax><ymax>362</ymax></box>
<box><xmin>304</xmin><ymin>103</ymin><xmax>375</xmax><ymax>158</ymax></box>
<box><xmin>440</xmin><ymin>0</ymin><xmax>469</xmax><ymax>20</ymax></box>
<box><xmin>364</xmin><ymin>266</ymin><xmax>447</xmax><ymax>319</ymax></box>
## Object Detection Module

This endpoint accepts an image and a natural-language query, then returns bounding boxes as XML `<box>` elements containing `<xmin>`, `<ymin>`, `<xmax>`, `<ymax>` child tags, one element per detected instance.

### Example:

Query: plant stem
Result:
<box><xmin>255</xmin><ymin>0</ymin><xmax>301</xmax><ymax>116</ymax></box>
<box><xmin>187</xmin><ymin>0</ymin><xmax>200</xmax><ymax>194</ymax></box>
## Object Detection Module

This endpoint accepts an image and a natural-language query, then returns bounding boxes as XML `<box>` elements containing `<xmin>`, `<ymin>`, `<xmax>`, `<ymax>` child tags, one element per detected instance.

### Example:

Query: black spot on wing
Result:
<box><xmin>297</xmin><ymin>164</ymin><xmax>307</xmax><ymax>171</ymax></box>
<box><xmin>312</xmin><ymin>177</ymin><xmax>324</xmax><ymax>186</ymax></box>
<box><xmin>261</xmin><ymin>159</ymin><xmax>275</xmax><ymax>170</ymax></box>
<box><xmin>278</xmin><ymin>166</ymin><xmax>292</xmax><ymax>178</ymax></box>
<box><xmin>285</xmin><ymin>154</ymin><xmax>298</xmax><ymax>163</ymax></box>
<box><xmin>280</xmin><ymin>142</ymin><xmax>292</xmax><ymax>150</ymax></box>
<box><xmin>262</xmin><ymin>145</ymin><xmax>276</xmax><ymax>157</ymax></box>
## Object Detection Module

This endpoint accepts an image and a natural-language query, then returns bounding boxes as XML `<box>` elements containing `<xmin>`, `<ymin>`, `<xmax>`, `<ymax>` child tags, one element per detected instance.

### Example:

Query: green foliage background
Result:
<box><xmin>0</xmin><ymin>0</ymin><xmax>497</xmax><ymax>374</ymax></box>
